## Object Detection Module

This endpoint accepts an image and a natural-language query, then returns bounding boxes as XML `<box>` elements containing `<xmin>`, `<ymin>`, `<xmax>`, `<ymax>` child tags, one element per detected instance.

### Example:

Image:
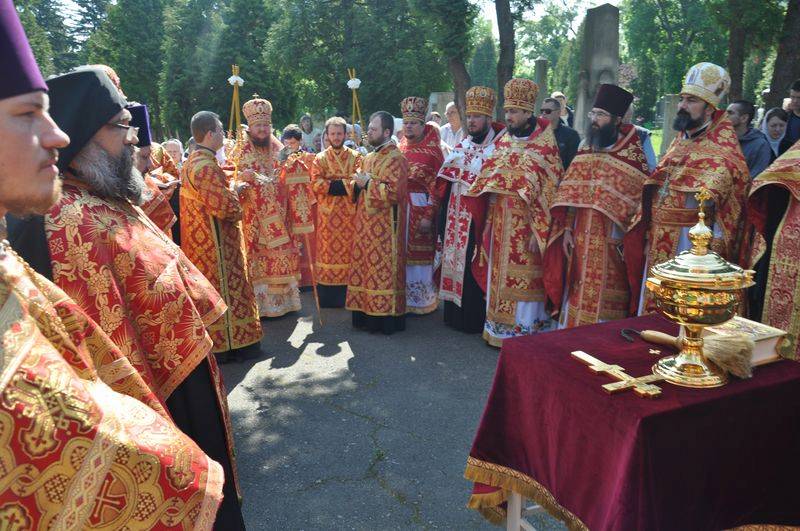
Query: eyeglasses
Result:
<box><xmin>106</xmin><ymin>122</ymin><xmax>139</xmax><ymax>142</ymax></box>
<box><xmin>587</xmin><ymin>110</ymin><xmax>611</xmax><ymax>119</ymax></box>
<box><xmin>540</xmin><ymin>108</ymin><xmax>554</xmax><ymax>115</ymax></box>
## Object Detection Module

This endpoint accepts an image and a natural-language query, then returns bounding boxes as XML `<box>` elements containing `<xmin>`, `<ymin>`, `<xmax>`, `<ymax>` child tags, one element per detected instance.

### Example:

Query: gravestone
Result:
<box><xmin>574</xmin><ymin>3</ymin><xmax>620</xmax><ymax>136</ymax></box>
<box><xmin>660</xmin><ymin>94</ymin><xmax>680</xmax><ymax>156</ymax></box>
<box><xmin>534</xmin><ymin>57</ymin><xmax>549</xmax><ymax>116</ymax></box>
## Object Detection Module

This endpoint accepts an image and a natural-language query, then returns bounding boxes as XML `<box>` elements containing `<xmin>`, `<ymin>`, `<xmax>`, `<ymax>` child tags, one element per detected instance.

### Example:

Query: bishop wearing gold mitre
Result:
<box><xmin>310</xmin><ymin>116</ymin><xmax>363</xmax><ymax>307</ymax></box>
<box><xmin>237</xmin><ymin>95</ymin><xmax>304</xmax><ymax>318</ymax></box>
<box><xmin>636</xmin><ymin>63</ymin><xmax>749</xmax><ymax>312</ymax></box>
<box><xmin>548</xmin><ymin>84</ymin><xmax>650</xmax><ymax>328</ymax></box>
<box><xmin>398</xmin><ymin>96</ymin><xmax>445</xmax><ymax>315</ymax></box>
<box><xmin>466</xmin><ymin>78</ymin><xmax>564</xmax><ymax>347</ymax></box>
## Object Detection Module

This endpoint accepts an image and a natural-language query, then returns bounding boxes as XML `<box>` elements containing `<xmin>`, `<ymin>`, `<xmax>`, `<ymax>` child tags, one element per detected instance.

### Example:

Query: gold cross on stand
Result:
<box><xmin>571</xmin><ymin>351</ymin><xmax>665</xmax><ymax>398</ymax></box>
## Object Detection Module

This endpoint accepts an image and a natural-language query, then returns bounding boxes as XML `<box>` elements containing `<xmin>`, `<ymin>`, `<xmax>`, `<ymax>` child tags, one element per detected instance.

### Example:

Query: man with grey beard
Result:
<box><xmin>8</xmin><ymin>67</ymin><xmax>247</xmax><ymax>529</ymax></box>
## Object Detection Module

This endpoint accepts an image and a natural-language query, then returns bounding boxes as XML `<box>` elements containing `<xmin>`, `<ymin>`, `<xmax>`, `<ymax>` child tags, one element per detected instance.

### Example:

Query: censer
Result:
<box><xmin>645</xmin><ymin>190</ymin><xmax>754</xmax><ymax>388</ymax></box>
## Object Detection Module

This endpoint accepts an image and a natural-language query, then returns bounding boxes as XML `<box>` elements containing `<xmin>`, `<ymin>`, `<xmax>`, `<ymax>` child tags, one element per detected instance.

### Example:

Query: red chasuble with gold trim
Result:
<box><xmin>311</xmin><ymin>146</ymin><xmax>362</xmax><ymax>285</ymax></box>
<box><xmin>280</xmin><ymin>151</ymin><xmax>317</xmax><ymax>289</ymax></box>
<box><xmin>548</xmin><ymin>124</ymin><xmax>650</xmax><ymax>326</ymax></box>
<box><xmin>466</xmin><ymin>119</ymin><xmax>563</xmax><ymax>338</ymax></box>
<box><xmin>346</xmin><ymin>144</ymin><xmax>408</xmax><ymax>316</ymax></box>
<box><xmin>399</xmin><ymin>124</ymin><xmax>445</xmax><ymax>265</ymax></box>
<box><xmin>180</xmin><ymin>149</ymin><xmax>262</xmax><ymax>352</ymax></box>
<box><xmin>748</xmin><ymin>140</ymin><xmax>800</xmax><ymax>358</ymax></box>
<box><xmin>238</xmin><ymin>137</ymin><xmax>303</xmax><ymax>317</ymax></box>
<box><xmin>44</xmin><ymin>180</ymin><xmax>241</xmax><ymax>494</ymax></box>
<box><xmin>140</xmin><ymin>176</ymin><xmax>177</xmax><ymax>234</ymax></box>
<box><xmin>0</xmin><ymin>248</ymin><xmax>223</xmax><ymax>530</ymax></box>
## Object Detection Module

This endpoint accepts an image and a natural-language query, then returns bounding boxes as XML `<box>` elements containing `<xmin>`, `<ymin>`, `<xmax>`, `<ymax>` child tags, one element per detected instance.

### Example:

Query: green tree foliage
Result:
<box><xmin>71</xmin><ymin>0</ymin><xmax>111</xmax><ymax>47</ymax></box>
<box><xmin>87</xmin><ymin>0</ymin><xmax>166</xmax><ymax>132</ymax></box>
<box><xmin>517</xmin><ymin>0</ymin><xmax>577</xmax><ymax>69</ymax></box>
<box><xmin>549</xmin><ymin>20</ymin><xmax>582</xmax><ymax>106</ymax></box>
<box><xmin>17</xmin><ymin>0</ymin><xmax>79</xmax><ymax>74</ymax></box>
<box><xmin>468</xmin><ymin>20</ymin><xmax>498</xmax><ymax>90</ymax></box>
<box><xmin>265</xmin><ymin>0</ymin><xmax>450</xmax><ymax>124</ymax></box>
<box><xmin>15</xmin><ymin>1</ymin><xmax>55</xmax><ymax>76</ymax></box>
<box><xmin>159</xmin><ymin>0</ymin><xmax>225</xmax><ymax>138</ymax></box>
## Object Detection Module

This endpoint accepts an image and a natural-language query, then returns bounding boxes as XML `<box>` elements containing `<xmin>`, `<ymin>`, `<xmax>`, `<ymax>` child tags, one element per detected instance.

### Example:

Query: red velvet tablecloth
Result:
<box><xmin>465</xmin><ymin>315</ymin><xmax>800</xmax><ymax>530</ymax></box>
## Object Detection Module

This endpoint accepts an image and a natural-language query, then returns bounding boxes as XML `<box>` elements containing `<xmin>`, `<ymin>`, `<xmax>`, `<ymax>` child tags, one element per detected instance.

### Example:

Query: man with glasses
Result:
<box><xmin>540</xmin><ymin>97</ymin><xmax>580</xmax><ymax>169</ymax></box>
<box><xmin>7</xmin><ymin>66</ymin><xmax>247</xmax><ymax>528</ymax></box>
<box><xmin>636</xmin><ymin>63</ymin><xmax>749</xmax><ymax>311</ymax></box>
<box><xmin>548</xmin><ymin>84</ymin><xmax>650</xmax><ymax>327</ymax></box>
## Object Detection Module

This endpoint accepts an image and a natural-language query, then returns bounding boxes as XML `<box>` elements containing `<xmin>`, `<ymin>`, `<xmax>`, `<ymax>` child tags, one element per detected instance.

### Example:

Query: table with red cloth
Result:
<box><xmin>465</xmin><ymin>314</ymin><xmax>800</xmax><ymax>530</ymax></box>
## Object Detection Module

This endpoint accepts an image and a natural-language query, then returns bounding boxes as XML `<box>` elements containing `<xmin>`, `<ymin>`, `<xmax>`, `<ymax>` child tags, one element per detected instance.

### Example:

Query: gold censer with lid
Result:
<box><xmin>645</xmin><ymin>190</ymin><xmax>754</xmax><ymax>388</ymax></box>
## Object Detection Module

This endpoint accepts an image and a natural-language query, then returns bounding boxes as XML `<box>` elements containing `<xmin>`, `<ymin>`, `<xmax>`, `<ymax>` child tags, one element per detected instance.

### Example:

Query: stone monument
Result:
<box><xmin>660</xmin><ymin>94</ymin><xmax>680</xmax><ymax>156</ymax></box>
<box><xmin>533</xmin><ymin>57</ymin><xmax>549</xmax><ymax>116</ymax></box>
<box><xmin>574</xmin><ymin>3</ymin><xmax>620</xmax><ymax>135</ymax></box>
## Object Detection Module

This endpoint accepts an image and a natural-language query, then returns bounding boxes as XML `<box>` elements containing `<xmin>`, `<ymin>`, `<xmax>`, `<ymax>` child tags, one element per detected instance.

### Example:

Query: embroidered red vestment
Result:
<box><xmin>548</xmin><ymin>124</ymin><xmax>650</xmax><ymax>326</ymax></box>
<box><xmin>436</xmin><ymin>123</ymin><xmax>505</xmax><ymax>305</ymax></box>
<box><xmin>44</xmin><ymin>180</ymin><xmax>241</xmax><ymax>493</ymax></box>
<box><xmin>140</xmin><ymin>175</ymin><xmax>176</xmax><ymax>234</ymax></box>
<box><xmin>399</xmin><ymin>124</ymin><xmax>445</xmax><ymax>265</ymax></box>
<box><xmin>237</xmin><ymin>137</ymin><xmax>303</xmax><ymax>317</ymax></box>
<box><xmin>0</xmin><ymin>248</ymin><xmax>223</xmax><ymax>530</ymax></box>
<box><xmin>346</xmin><ymin>144</ymin><xmax>409</xmax><ymax>316</ymax></box>
<box><xmin>466</xmin><ymin>119</ymin><xmax>563</xmax><ymax>330</ymax></box>
<box><xmin>179</xmin><ymin>149</ymin><xmax>262</xmax><ymax>351</ymax></box>
<box><xmin>310</xmin><ymin>146</ymin><xmax>362</xmax><ymax>285</ymax></box>
<box><xmin>748</xmin><ymin>140</ymin><xmax>800</xmax><ymax>358</ymax></box>
<box><xmin>280</xmin><ymin>151</ymin><xmax>317</xmax><ymax>289</ymax></box>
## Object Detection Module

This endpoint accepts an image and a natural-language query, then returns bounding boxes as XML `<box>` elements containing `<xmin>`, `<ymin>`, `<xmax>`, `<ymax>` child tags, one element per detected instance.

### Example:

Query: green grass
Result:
<box><xmin>650</xmin><ymin>129</ymin><xmax>663</xmax><ymax>156</ymax></box>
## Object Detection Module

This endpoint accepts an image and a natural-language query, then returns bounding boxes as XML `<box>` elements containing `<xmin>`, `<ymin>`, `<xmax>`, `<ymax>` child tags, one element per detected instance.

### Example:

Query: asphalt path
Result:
<box><xmin>222</xmin><ymin>291</ymin><xmax>565</xmax><ymax>530</ymax></box>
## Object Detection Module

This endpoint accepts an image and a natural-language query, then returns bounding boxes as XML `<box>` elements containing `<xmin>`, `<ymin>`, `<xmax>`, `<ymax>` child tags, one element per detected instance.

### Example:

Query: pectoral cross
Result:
<box><xmin>571</xmin><ymin>350</ymin><xmax>665</xmax><ymax>398</ymax></box>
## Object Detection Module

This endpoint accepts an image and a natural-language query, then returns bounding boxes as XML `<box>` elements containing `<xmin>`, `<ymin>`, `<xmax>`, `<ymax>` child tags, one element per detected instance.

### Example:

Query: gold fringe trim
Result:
<box><xmin>464</xmin><ymin>457</ymin><xmax>588</xmax><ymax>530</ymax></box>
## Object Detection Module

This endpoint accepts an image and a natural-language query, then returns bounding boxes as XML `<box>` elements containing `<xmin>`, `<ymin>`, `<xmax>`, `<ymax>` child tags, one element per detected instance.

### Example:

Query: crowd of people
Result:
<box><xmin>3</xmin><ymin>0</ymin><xmax>800</xmax><ymax>527</ymax></box>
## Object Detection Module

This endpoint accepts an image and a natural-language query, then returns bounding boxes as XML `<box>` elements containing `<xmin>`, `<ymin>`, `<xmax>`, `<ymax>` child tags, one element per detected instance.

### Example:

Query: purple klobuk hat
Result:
<box><xmin>0</xmin><ymin>0</ymin><xmax>47</xmax><ymax>100</ymax></box>
<box><xmin>127</xmin><ymin>103</ymin><xmax>152</xmax><ymax>148</ymax></box>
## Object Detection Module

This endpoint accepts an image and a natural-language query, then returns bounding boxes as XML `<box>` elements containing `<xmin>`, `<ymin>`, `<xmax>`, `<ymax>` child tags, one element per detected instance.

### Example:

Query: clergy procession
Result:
<box><xmin>3</xmin><ymin>0</ymin><xmax>800</xmax><ymax>528</ymax></box>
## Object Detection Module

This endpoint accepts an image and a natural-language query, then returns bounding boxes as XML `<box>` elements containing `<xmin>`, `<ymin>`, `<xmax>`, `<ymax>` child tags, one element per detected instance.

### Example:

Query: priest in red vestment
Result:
<box><xmin>747</xmin><ymin>140</ymin><xmax>800</xmax><ymax>358</ymax></box>
<box><xmin>7</xmin><ymin>70</ymin><xmax>247</xmax><ymax>529</ymax></box>
<box><xmin>0</xmin><ymin>6</ymin><xmax>224</xmax><ymax>528</ymax></box>
<box><xmin>548</xmin><ymin>84</ymin><xmax>650</xmax><ymax>327</ymax></box>
<box><xmin>346</xmin><ymin>111</ymin><xmax>409</xmax><ymax>334</ymax></box>
<box><xmin>181</xmin><ymin>111</ymin><xmax>263</xmax><ymax>367</ymax></box>
<box><xmin>399</xmin><ymin>96</ymin><xmax>445</xmax><ymax>314</ymax></box>
<box><xmin>310</xmin><ymin>117</ymin><xmax>363</xmax><ymax>307</ymax></box>
<box><xmin>237</xmin><ymin>95</ymin><xmax>303</xmax><ymax>318</ymax></box>
<box><xmin>436</xmin><ymin>86</ymin><xmax>505</xmax><ymax>333</ymax></box>
<box><xmin>466</xmin><ymin>78</ymin><xmax>564</xmax><ymax>347</ymax></box>
<box><xmin>636</xmin><ymin>62</ymin><xmax>750</xmax><ymax>312</ymax></box>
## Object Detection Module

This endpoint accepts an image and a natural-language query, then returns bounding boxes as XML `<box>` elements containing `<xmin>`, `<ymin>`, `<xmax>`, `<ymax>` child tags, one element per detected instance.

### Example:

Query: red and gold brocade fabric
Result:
<box><xmin>548</xmin><ymin>125</ymin><xmax>650</xmax><ymax>325</ymax></box>
<box><xmin>282</xmin><ymin>151</ymin><xmax>318</xmax><ymax>287</ymax></box>
<box><xmin>640</xmin><ymin>110</ymin><xmax>749</xmax><ymax>267</ymax></box>
<box><xmin>180</xmin><ymin>149</ymin><xmax>262</xmax><ymax>352</ymax></box>
<box><xmin>399</xmin><ymin>124</ymin><xmax>445</xmax><ymax>265</ymax></box>
<box><xmin>346</xmin><ymin>144</ymin><xmax>409</xmax><ymax>316</ymax></box>
<box><xmin>311</xmin><ymin>146</ymin><xmax>362</xmax><ymax>285</ymax></box>
<box><xmin>748</xmin><ymin>141</ymin><xmax>800</xmax><ymax>358</ymax></box>
<box><xmin>436</xmin><ymin>123</ymin><xmax>505</xmax><ymax>305</ymax></box>
<box><xmin>140</xmin><ymin>175</ymin><xmax>177</xmax><ymax>234</ymax></box>
<box><xmin>466</xmin><ymin>120</ymin><xmax>564</xmax><ymax>317</ymax></box>
<box><xmin>45</xmin><ymin>179</ymin><xmax>227</xmax><ymax>401</ymax></box>
<box><xmin>150</xmin><ymin>144</ymin><xmax>180</xmax><ymax>182</ymax></box>
<box><xmin>0</xmin><ymin>249</ymin><xmax>223</xmax><ymax>530</ymax></box>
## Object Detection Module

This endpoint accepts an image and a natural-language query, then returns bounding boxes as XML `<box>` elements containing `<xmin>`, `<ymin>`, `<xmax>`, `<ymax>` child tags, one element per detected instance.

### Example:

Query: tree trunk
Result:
<box><xmin>448</xmin><ymin>56</ymin><xmax>472</xmax><ymax>125</ymax></box>
<box><xmin>495</xmin><ymin>0</ymin><xmax>514</xmax><ymax>120</ymax></box>
<box><xmin>765</xmin><ymin>0</ymin><xmax>800</xmax><ymax>109</ymax></box>
<box><xmin>726</xmin><ymin>0</ymin><xmax>746</xmax><ymax>101</ymax></box>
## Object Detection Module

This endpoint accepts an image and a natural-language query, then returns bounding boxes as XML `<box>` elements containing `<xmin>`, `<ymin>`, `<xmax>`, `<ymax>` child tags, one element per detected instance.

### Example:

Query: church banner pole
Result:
<box><xmin>303</xmin><ymin>233</ymin><xmax>323</xmax><ymax>325</ymax></box>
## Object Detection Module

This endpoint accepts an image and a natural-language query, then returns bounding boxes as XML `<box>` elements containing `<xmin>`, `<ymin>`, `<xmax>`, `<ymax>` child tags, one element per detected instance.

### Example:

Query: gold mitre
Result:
<box><xmin>681</xmin><ymin>62</ymin><xmax>730</xmax><ymax>109</ymax></box>
<box><xmin>400</xmin><ymin>96</ymin><xmax>427</xmax><ymax>122</ymax></box>
<box><xmin>243</xmin><ymin>94</ymin><xmax>272</xmax><ymax>125</ymax></box>
<box><xmin>503</xmin><ymin>78</ymin><xmax>539</xmax><ymax>113</ymax></box>
<box><xmin>466</xmin><ymin>86</ymin><xmax>496</xmax><ymax>117</ymax></box>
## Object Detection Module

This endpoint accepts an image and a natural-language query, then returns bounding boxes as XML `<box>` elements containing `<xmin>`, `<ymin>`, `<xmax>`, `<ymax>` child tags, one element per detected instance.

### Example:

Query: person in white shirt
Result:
<box><xmin>440</xmin><ymin>101</ymin><xmax>465</xmax><ymax>148</ymax></box>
